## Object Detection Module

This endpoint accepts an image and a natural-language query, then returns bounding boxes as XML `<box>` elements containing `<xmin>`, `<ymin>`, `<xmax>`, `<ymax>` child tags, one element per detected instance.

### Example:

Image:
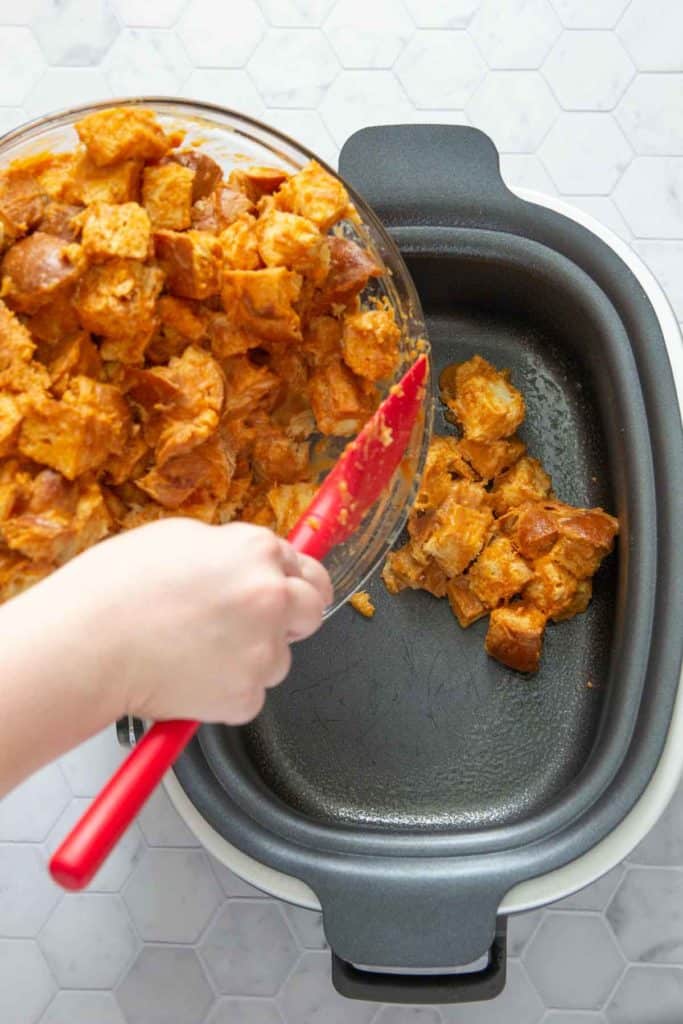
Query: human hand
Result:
<box><xmin>37</xmin><ymin>518</ymin><xmax>332</xmax><ymax>725</ymax></box>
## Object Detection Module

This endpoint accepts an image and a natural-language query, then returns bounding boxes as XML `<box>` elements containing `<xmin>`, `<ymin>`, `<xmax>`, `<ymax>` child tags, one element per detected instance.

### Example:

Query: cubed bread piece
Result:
<box><xmin>154</xmin><ymin>229</ymin><xmax>222</xmax><ymax>300</ymax></box>
<box><xmin>457</xmin><ymin>437</ymin><xmax>526</xmax><ymax>482</ymax></box>
<box><xmin>19</xmin><ymin>376</ymin><xmax>130</xmax><ymax>479</ymax></box>
<box><xmin>554</xmin><ymin>577</ymin><xmax>592</xmax><ymax>621</ymax></box>
<box><xmin>142</xmin><ymin>163</ymin><xmax>194</xmax><ymax>230</ymax></box>
<box><xmin>267</xmin><ymin>482</ymin><xmax>318</xmax><ymax>536</ymax></box>
<box><xmin>219</xmin><ymin>215</ymin><xmax>261</xmax><ymax>271</ymax></box>
<box><xmin>216</xmin><ymin>475</ymin><xmax>253</xmax><ymax>524</ymax></box>
<box><xmin>490</xmin><ymin>457</ymin><xmax>553</xmax><ymax>516</ymax></box>
<box><xmin>240</xmin><ymin>485</ymin><xmax>277</xmax><ymax>528</ymax></box>
<box><xmin>157</xmin><ymin>295</ymin><xmax>206</xmax><ymax>342</ymax></box>
<box><xmin>311</xmin><ymin>237</ymin><xmax>382</xmax><ymax>316</ymax></box>
<box><xmin>1</xmin><ymin>233</ymin><xmax>85</xmax><ymax>314</ymax></box>
<box><xmin>0</xmin><ymin>298</ymin><xmax>35</xmax><ymax>366</ymax></box>
<box><xmin>252</xmin><ymin>426</ymin><xmax>310</xmax><ymax>484</ymax></box>
<box><xmin>446</xmin><ymin>575</ymin><xmax>488</xmax><ymax>628</ymax></box>
<box><xmin>485</xmin><ymin>603</ymin><xmax>547</xmax><ymax>673</ymax></box>
<box><xmin>27</xmin><ymin>289</ymin><xmax>81</xmax><ymax>344</ymax></box>
<box><xmin>523</xmin><ymin>556</ymin><xmax>583</xmax><ymax>621</ymax></box>
<box><xmin>221</xmin><ymin>356</ymin><xmax>280</xmax><ymax>420</ymax></box>
<box><xmin>549</xmin><ymin>504</ymin><xmax>619</xmax><ymax>578</ymax></box>
<box><xmin>421</xmin><ymin>497</ymin><xmax>493</xmax><ymax>578</ymax></box>
<box><xmin>162</xmin><ymin>150</ymin><xmax>222</xmax><ymax>202</ymax></box>
<box><xmin>0</xmin><ymin>171</ymin><xmax>47</xmax><ymax>240</ymax></box>
<box><xmin>222</xmin><ymin>267</ymin><xmax>302</xmax><ymax>344</ymax></box>
<box><xmin>308</xmin><ymin>357</ymin><xmax>374</xmax><ymax>436</ymax></box>
<box><xmin>498</xmin><ymin>501</ymin><xmax>559</xmax><ymax>560</ymax></box>
<box><xmin>350</xmin><ymin>591</ymin><xmax>375</xmax><ymax>618</ymax></box>
<box><xmin>230</xmin><ymin>165</ymin><xmax>288</xmax><ymax>202</ymax></box>
<box><xmin>0</xmin><ymin>393</ymin><xmax>22</xmax><ymax>456</ymax></box>
<box><xmin>74</xmin><ymin>258</ymin><xmax>164</xmax><ymax>342</ymax></box>
<box><xmin>342</xmin><ymin>308</ymin><xmax>400</xmax><ymax>382</ymax></box>
<box><xmin>468</xmin><ymin>535</ymin><xmax>535</xmax><ymax>608</ymax></box>
<box><xmin>255</xmin><ymin>209</ymin><xmax>329</xmax><ymax>284</ymax></box>
<box><xmin>76</xmin><ymin>107</ymin><xmax>171</xmax><ymax>167</ymax></box>
<box><xmin>63</xmin><ymin>153</ymin><xmax>142</xmax><ymax>206</ymax></box>
<box><xmin>104</xmin><ymin>425</ymin><xmax>148</xmax><ymax>485</ymax></box>
<box><xmin>0</xmin><ymin>550</ymin><xmax>51</xmax><ymax>603</ymax></box>
<box><xmin>382</xmin><ymin>542</ymin><xmax>448</xmax><ymax>598</ymax></box>
<box><xmin>413</xmin><ymin>435</ymin><xmax>475</xmax><ymax>514</ymax></box>
<box><xmin>275</xmin><ymin>160</ymin><xmax>350</xmax><ymax>231</ymax></box>
<box><xmin>47</xmin><ymin>331</ymin><xmax>102</xmax><ymax>396</ymax></box>
<box><xmin>448</xmin><ymin>359</ymin><xmax>525</xmax><ymax>441</ymax></box>
<box><xmin>81</xmin><ymin>201</ymin><xmax>151</xmax><ymax>260</ymax></box>
<box><xmin>37</xmin><ymin>200</ymin><xmax>83</xmax><ymax>241</ymax></box>
<box><xmin>192</xmin><ymin>184</ymin><xmax>255</xmax><ymax>233</ymax></box>
<box><xmin>301</xmin><ymin>315</ymin><xmax>343</xmax><ymax>368</ymax></box>
<box><xmin>137</xmin><ymin>435</ymin><xmax>233</xmax><ymax>509</ymax></box>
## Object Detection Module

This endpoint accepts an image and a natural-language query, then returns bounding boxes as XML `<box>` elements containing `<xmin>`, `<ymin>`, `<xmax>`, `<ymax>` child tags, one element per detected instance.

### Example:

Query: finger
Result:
<box><xmin>222</xmin><ymin>687</ymin><xmax>266</xmax><ymax>725</ymax></box>
<box><xmin>276</xmin><ymin>539</ymin><xmax>303</xmax><ymax>579</ymax></box>
<box><xmin>296</xmin><ymin>553</ymin><xmax>333</xmax><ymax>607</ymax></box>
<box><xmin>263</xmin><ymin>642</ymin><xmax>292</xmax><ymax>688</ymax></box>
<box><xmin>284</xmin><ymin>576</ymin><xmax>326</xmax><ymax>642</ymax></box>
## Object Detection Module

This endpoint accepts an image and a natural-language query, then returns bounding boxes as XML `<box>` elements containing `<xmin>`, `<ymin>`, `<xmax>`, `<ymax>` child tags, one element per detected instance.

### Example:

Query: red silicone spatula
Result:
<box><xmin>49</xmin><ymin>353</ymin><xmax>428</xmax><ymax>891</ymax></box>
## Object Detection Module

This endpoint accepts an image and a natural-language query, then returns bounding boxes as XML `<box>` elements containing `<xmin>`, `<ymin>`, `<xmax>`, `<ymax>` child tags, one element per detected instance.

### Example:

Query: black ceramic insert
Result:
<box><xmin>174</xmin><ymin>127</ymin><xmax>683</xmax><ymax>1004</ymax></box>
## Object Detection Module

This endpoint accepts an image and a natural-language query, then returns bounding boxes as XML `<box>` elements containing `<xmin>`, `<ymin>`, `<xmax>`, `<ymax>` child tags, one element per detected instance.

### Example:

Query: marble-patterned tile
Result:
<box><xmin>199</xmin><ymin>901</ymin><xmax>298</xmax><ymax>996</ymax></box>
<box><xmin>282</xmin><ymin>904</ymin><xmax>327</xmax><ymax>950</ymax></box>
<box><xmin>617</xmin><ymin>0</ymin><xmax>683</xmax><ymax>71</ymax></box>
<box><xmin>137</xmin><ymin>786</ymin><xmax>200</xmax><ymax>847</ymax></box>
<box><xmin>551</xmin><ymin>865</ymin><xmax>626</xmax><ymax>912</ymax></box>
<box><xmin>116</xmin><ymin>946</ymin><xmax>213</xmax><ymax>1024</ymax></box>
<box><xmin>123</xmin><ymin>848</ymin><xmax>222</xmax><ymax>943</ymax></box>
<box><xmin>500</xmin><ymin>154</ymin><xmax>558</xmax><ymax>195</ymax></box>
<box><xmin>395</xmin><ymin>31</ymin><xmax>485</xmax><ymax>109</ymax></box>
<box><xmin>319</xmin><ymin>69</ymin><xmax>417</xmax><ymax>147</ymax></box>
<box><xmin>375</xmin><ymin>1009</ymin><xmax>442</xmax><ymax>1024</ymax></box>
<box><xmin>467</xmin><ymin>71</ymin><xmax>558</xmax><ymax>152</ymax></box>
<box><xmin>402</xmin><ymin>0</ymin><xmax>479</xmax><ymax>28</ymax></box>
<box><xmin>550</xmin><ymin>0</ymin><xmax>629</xmax><ymax>28</ymax></box>
<box><xmin>39</xmin><ymin>894</ymin><xmax>139</xmax><ymax>989</ymax></box>
<box><xmin>0</xmin><ymin>763</ymin><xmax>70</xmax><ymax>842</ymax></box>
<box><xmin>508</xmin><ymin>908</ymin><xmax>544</xmax><ymax>958</ymax></box>
<box><xmin>279</xmin><ymin>950</ymin><xmax>376</xmax><ymax>1024</ymax></box>
<box><xmin>0</xmin><ymin>107</ymin><xmax>28</xmax><ymax>135</ymax></box>
<box><xmin>614</xmin><ymin>157</ymin><xmax>683</xmax><ymax>237</ymax></box>
<box><xmin>248</xmin><ymin>29</ymin><xmax>339</xmax><ymax>107</ymax></box>
<box><xmin>562</xmin><ymin>196</ymin><xmax>632</xmax><ymax>241</ymax></box>
<box><xmin>471</xmin><ymin>0</ymin><xmax>561</xmax><ymax>69</ymax></box>
<box><xmin>0</xmin><ymin>26</ymin><xmax>45</xmax><ymax>104</ymax></box>
<box><xmin>442</xmin><ymin>961</ymin><xmax>543</xmax><ymax>1023</ymax></box>
<box><xmin>606</xmin><ymin>965</ymin><xmax>683</xmax><ymax>1023</ymax></box>
<box><xmin>607</xmin><ymin>867</ymin><xmax>683</xmax><ymax>963</ymax></box>
<box><xmin>32</xmin><ymin>0</ymin><xmax>120</xmax><ymax>66</ymax></box>
<box><xmin>267</xmin><ymin>108</ymin><xmax>337</xmax><ymax>165</ymax></box>
<box><xmin>543</xmin><ymin>31</ymin><xmax>634</xmax><ymax>110</ymax></box>
<box><xmin>540</xmin><ymin>112</ymin><xmax>631</xmax><ymax>194</ymax></box>
<box><xmin>256</xmin><ymin>0</ymin><xmax>335</xmax><ymax>26</ymax></box>
<box><xmin>324</xmin><ymin>0</ymin><xmax>412</xmax><ymax>69</ymax></box>
<box><xmin>41</xmin><ymin>991</ymin><xmax>127</xmax><ymax>1024</ymax></box>
<box><xmin>0</xmin><ymin>844</ymin><xmax>61</xmax><ymax>937</ymax></box>
<box><xmin>206</xmin><ymin>999</ymin><xmax>285</xmax><ymax>1024</ymax></box>
<box><xmin>112</xmin><ymin>0</ymin><xmax>188</xmax><ymax>27</ymax></box>
<box><xmin>616</xmin><ymin>75</ymin><xmax>683</xmax><ymax>155</ymax></box>
<box><xmin>178</xmin><ymin>0</ymin><xmax>265</xmax><ymax>67</ymax></box>
<box><xmin>24</xmin><ymin>68</ymin><xmax>112</xmax><ymax>117</ymax></box>
<box><xmin>0</xmin><ymin>939</ymin><xmax>56</xmax><ymax>1024</ymax></box>
<box><xmin>182</xmin><ymin>68</ymin><xmax>267</xmax><ymax>118</ymax></box>
<box><xmin>103</xmin><ymin>28</ymin><xmax>192</xmax><ymax>94</ymax></box>
<box><xmin>208</xmin><ymin>856</ymin><xmax>269</xmax><ymax>898</ymax></box>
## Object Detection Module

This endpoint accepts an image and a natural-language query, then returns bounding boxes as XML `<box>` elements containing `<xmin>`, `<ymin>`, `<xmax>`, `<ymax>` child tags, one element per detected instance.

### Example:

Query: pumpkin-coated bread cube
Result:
<box><xmin>19</xmin><ymin>376</ymin><xmax>130</xmax><ymax>480</ymax></box>
<box><xmin>219</xmin><ymin>215</ymin><xmax>261</xmax><ymax>271</ymax></box>
<box><xmin>382</xmin><ymin>542</ymin><xmax>448</xmax><ymax>599</ymax></box>
<box><xmin>37</xmin><ymin>200</ymin><xmax>83</xmax><ymax>242</ymax></box>
<box><xmin>308</xmin><ymin>357</ymin><xmax>374</xmax><ymax>436</ymax></box>
<box><xmin>446</xmin><ymin>356</ymin><xmax>525</xmax><ymax>441</ymax></box>
<box><xmin>104</xmin><ymin>425</ymin><xmax>148</xmax><ymax>485</ymax></box>
<box><xmin>74</xmin><ymin>257</ymin><xmax>163</xmax><ymax>344</ymax></box>
<box><xmin>75</xmin><ymin>107</ymin><xmax>171</xmax><ymax>168</ymax></box>
<box><xmin>275</xmin><ymin>160</ymin><xmax>350</xmax><ymax>231</ymax></box>
<box><xmin>0</xmin><ymin>549</ymin><xmax>51</xmax><ymax>603</ymax></box>
<box><xmin>267</xmin><ymin>482</ymin><xmax>317</xmax><ymax>536</ymax></box>
<box><xmin>422</xmin><ymin>497</ymin><xmax>493</xmax><ymax>578</ymax></box>
<box><xmin>142</xmin><ymin>162</ymin><xmax>194</xmax><ymax>230</ymax></box>
<box><xmin>446</xmin><ymin>575</ymin><xmax>487</xmax><ymax>628</ymax></box>
<box><xmin>485</xmin><ymin>603</ymin><xmax>547</xmax><ymax>674</ymax></box>
<box><xmin>548</xmin><ymin>503</ymin><xmax>619</xmax><ymax>578</ymax></box>
<box><xmin>26</xmin><ymin>290</ymin><xmax>80</xmax><ymax>344</ymax></box>
<box><xmin>192</xmin><ymin>184</ymin><xmax>255</xmax><ymax>233</ymax></box>
<box><xmin>222</xmin><ymin>267</ymin><xmax>302</xmax><ymax>345</ymax></box>
<box><xmin>498</xmin><ymin>501</ymin><xmax>559</xmax><ymax>561</ymax></box>
<box><xmin>253</xmin><ymin>426</ymin><xmax>310</xmax><ymax>484</ymax></box>
<box><xmin>457</xmin><ymin>436</ymin><xmax>526</xmax><ymax>483</ymax></box>
<box><xmin>63</xmin><ymin>153</ymin><xmax>141</xmax><ymax>206</ymax></box>
<box><xmin>312</xmin><ymin>237</ymin><xmax>382</xmax><ymax>315</ymax></box>
<box><xmin>0</xmin><ymin>171</ymin><xmax>47</xmax><ymax>240</ymax></box>
<box><xmin>301</xmin><ymin>314</ymin><xmax>342</xmax><ymax>368</ymax></box>
<box><xmin>154</xmin><ymin>229</ymin><xmax>221</xmax><ymax>300</ymax></box>
<box><xmin>47</xmin><ymin>331</ymin><xmax>102</xmax><ymax>396</ymax></box>
<box><xmin>523</xmin><ymin>556</ymin><xmax>584</xmax><ymax>621</ymax></box>
<box><xmin>163</xmin><ymin>150</ymin><xmax>222</xmax><ymax>202</ymax></box>
<box><xmin>137</xmin><ymin>435</ymin><xmax>232</xmax><ymax>510</ymax></box>
<box><xmin>413</xmin><ymin>435</ymin><xmax>475</xmax><ymax>514</ymax></box>
<box><xmin>490</xmin><ymin>456</ymin><xmax>553</xmax><ymax>516</ymax></box>
<box><xmin>81</xmin><ymin>201</ymin><xmax>151</xmax><ymax>260</ymax></box>
<box><xmin>221</xmin><ymin>356</ymin><xmax>280</xmax><ymax>420</ymax></box>
<box><xmin>0</xmin><ymin>393</ymin><xmax>22</xmax><ymax>456</ymax></box>
<box><xmin>468</xmin><ymin>535</ymin><xmax>535</xmax><ymax>608</ymax></box>
<box><xmin>1</xmin><ymin>233</ymin><xmax>85</xmax><ymax>314</ymax></box>
<box><xmin>0</xmin><ymin>298</ymin><xmax>35</xmax><ymax>366</ymax></box>
<box><xmin>157</xmin><ymin>295</ymin><xmax>205</xmax><ymax>343</ymax></box>
<box><xmin>342</xmin><ymin>308</ymin><xmax>400</xmax><ymax>382</ymax></box>
<box><xmin>230</xmin><ymin>165</ymin><xmax>288</xmax><ymax>203</ymax></box>
<box><xmin>255</xmin><ymin>209</ymin><xmax>329</xmax><ymax>284</ymax></box>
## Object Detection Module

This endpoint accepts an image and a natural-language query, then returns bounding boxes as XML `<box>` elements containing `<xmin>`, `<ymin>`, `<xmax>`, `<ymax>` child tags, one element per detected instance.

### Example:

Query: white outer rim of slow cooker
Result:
<box><xmin>164</xmin><ymin>189</ymin><xmax>683</xmax><ymax>915</ymax></box>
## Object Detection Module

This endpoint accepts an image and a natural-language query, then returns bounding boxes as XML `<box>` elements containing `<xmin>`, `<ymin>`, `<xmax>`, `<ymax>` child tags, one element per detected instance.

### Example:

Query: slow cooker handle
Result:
<box><xmin>331</xmin><ymin>918</ymin><xmax>507</xmax><ymax>1004</ymax></box>
<box><xmin>339</xmin><ymin>123</ymin><xmax>517</xmax><ymax>230</ymax></box>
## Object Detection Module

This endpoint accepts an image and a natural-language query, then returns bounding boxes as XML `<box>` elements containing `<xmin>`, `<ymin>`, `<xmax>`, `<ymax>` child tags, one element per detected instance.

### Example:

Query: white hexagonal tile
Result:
<box><xmin>0</xmin><ymin>763</ymin><xmax>70</xmax><ymax>842</ymax></box>
<box><xmin>178</xmin><ymin>0</ymin><xmax>264</xmax><ymax>67</ymax></box>
<box><xmin>0</xmin><ymin>27</ymin><xmax>45</xmax><ymax>105</ymax></box>
<box><xmin>137</xmin><ymin>786</ymin><xmax>200</xmax><ymax>847</ymax></box>
<box><xmin>628</xmin><ymin>778</ymin><xmax>683</xmax><ymax>865</ymax></box>
<box><xmin>617</xmin><ymin>0</ymin><xmax>683</xmax><ymax>71</ymax></box>
<box><xmin>268</xmin><ymin>109</ymin><xmax>338</xmax><ymax>165</ymax></box>
<box><xmin>103</xmin><ymin>28</ymin><xmax>192</xmax><ymax>94</ymax></box>
<box><xmin>206</xmin><ymin>999</ymin><xmax>285</xmax><ymax>1024</ymax></box>
<box><xmin>524</xmin><ymin>913</ymin><xmax>624</xmax><ymax>1010</ymax></box>
<box><xmin>563</xmin><ymin>196</ymin><xmax>631</xmax><ymax>241</ymax></box>
<box><xmin>402</xmin><ymin>0</ymin><xmax>479</xmax><ymax>27</ymax></box>
<box><xmin>182</xmin><ymin>69</ymin><xmax>267</xmax><ymax>117</ymax></box>
<box><xmin>41</xmin><ymin>991</ymin><xmax>127</xmax><ymax>1024</ymax></box>
<box><xmin>0</xmin><ymin>107</ymin><xmax>28</xmax><ymax>136</ymax></box>
<box><xmin>395</xmin><ymin>32</ymin><xmax>485</xmax><ymax>109</ymax></box>
<box><xmin>375</xmin><ymin>1009</ymin><xmax>442</xmax><ymax>1024</ymax></box>
<box><xmin>544</xmin><ymin>1014</ymin><xmax>606</xmax><ymax>1024</ymax></box>
<box><xmin>32</xmin><ymin>0</ymin><xmax>120</xmax><ymax>66</ymax></box>
<box><xmin>0</xmin><ymin>0</ymin><xmax>56</xmax><ymax>25</ymax></box>
<box><xmin>607</xmin><ymin>867</ymin><xmax>683</xmax><ymax>963</ymax></box>
<box><xmin>324</xmin><ymin>0</ymin><xmax>412</xmax><ymax>69</ymax></box>
<box><xmin>256</xmin><ymin>0</ymin><xmax>335</xmax><ymax>25</ymax></box>
<box><xmin>614</xmin><ymin>157</ymin><xmax>683</xmax><ymax>237</ymax></box>
<box><xmin>543</xmin><ymin>32</ymin><xmax>634</xmax><ymax>110</ymax></box>
<box><xmin>441</xmin><ymin>961</ymin><xmax>543</xmax><ymax>1023</ymax></box>
<box><xmin>116</xmin><ymin>947</ymin><xmax>213</xmax><ymax>1024</ymax></box>
<box><xmin>283</xmin><ymin>904</ymin><xmax>327</xmax><ymax>950</ymax></box>
<box><xmin>551</xmin><ymin>0</ymin><xmax>629</xmax><ymax>28</ymax></box>
<box><xmin>0</xmin><ymin>939</ymin><xmax>56</xmax><ymax>1024</ymax></box>
<box><xmin>471</xmin><ymin>0</ymin><xmax>561</xmax><ymax>69</ymax></box>
<box><xmin>123</xmin><ymin>848</ymin><xmax>221</xmax><ymax>942</ymax></box>
<box><xmin>23</xmin><ymin>68</ymin><xmax>112</xmax><ymax>118</ymax></box>
<box><xmin>634</xmin><ymin>243</ymin><xmax>683</xmax><ymax>320</ymax></box>
<box><xmin>319</xmin><ymin>70</ymin><xmax>416</xmax><ymax>147</ymax></box>
<box><xmin>279</xmin><ymin>950</ymin><xmax>376</xmax><ymax>1024</ymax></box>
<box><xmin>199</xmin><ymin>902</ymin><xmax>298</xmax><ymax>995</ymax></box>
<box><xmin>209</xmin><ymin>857</ymin><xmax>268</xmax><ymax>898</ymax></box>
<box><xmin>248</xmin><ymin>29</ymin><xmax>339</xmax><ymax>107</ymax></box>
<box><xmin>606</xmin><ymin>966</ymin><xmax>683</xmax><ymax>1023</ymax></box>
<box><xmin>112</xmin><ymin>0</ymin><xmax>188</xmax><ymax>26</ymax></box>
<box><xmin>500</xmin><ymin>154</ymin><xmax>558</xmax><ymax>195</ymax></box>
<box><xmin>44</xmin><ymin>800</ymin><xmax>144</xmax><ymax>893</ymax></box>
<box><xmin>467</xmin><ymin>72</ymin><xmax>558</xmax><ymax>152</ymax></box>
<box><xmin>39</xmin><ymin>894</ymin><xmax>139</xmax><ymax>989</ymax></box>
<box><xmin>616</xmin><ymin>75</ymin><xmax>683</xmax><ymax>155</ymax></box>
<box><xmin>551</xmin><ymin>865</ymin><xmax>626</xmax><ymax>911</ymax></box>
<box><xmin>58</xmin><ymin>728</ymin><xmax>124</xmax><ymax>799</ymax></box>
<box><xmin>539</xmin><ymin>113</ymin><xmax>631</xmax><ymax>194</ymax></box>
<box><xmin>508</xmin><ymin>908</ymin><xmax>544</xmax><ymax>957</ymax></box>
<box><xmin>0</xmin><ymin>844</ymin><xmax>61</xmax><ymax>937</ymax></box>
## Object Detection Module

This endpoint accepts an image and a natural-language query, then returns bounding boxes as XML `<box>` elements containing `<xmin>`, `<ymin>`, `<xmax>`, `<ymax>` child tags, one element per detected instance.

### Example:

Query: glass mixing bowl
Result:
<box><xmin>0</xmin><ymin>98</ymin><xmax>433</xmax><ymax>611</ymax></box>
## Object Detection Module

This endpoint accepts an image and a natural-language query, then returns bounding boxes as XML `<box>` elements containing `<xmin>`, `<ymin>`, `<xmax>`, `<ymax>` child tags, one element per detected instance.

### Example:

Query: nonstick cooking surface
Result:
<box><xmin>238</xmin><ymin>254</ymin><xmax>617</xmax><ymax>830</ymax></box>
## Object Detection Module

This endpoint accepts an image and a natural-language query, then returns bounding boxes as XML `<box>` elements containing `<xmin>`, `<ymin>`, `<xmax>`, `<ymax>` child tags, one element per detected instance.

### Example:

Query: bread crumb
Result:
<box><xmin>349</xmin><ymin>590</ymin><xmax>375</xmax><ymax>618</ymax></box>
